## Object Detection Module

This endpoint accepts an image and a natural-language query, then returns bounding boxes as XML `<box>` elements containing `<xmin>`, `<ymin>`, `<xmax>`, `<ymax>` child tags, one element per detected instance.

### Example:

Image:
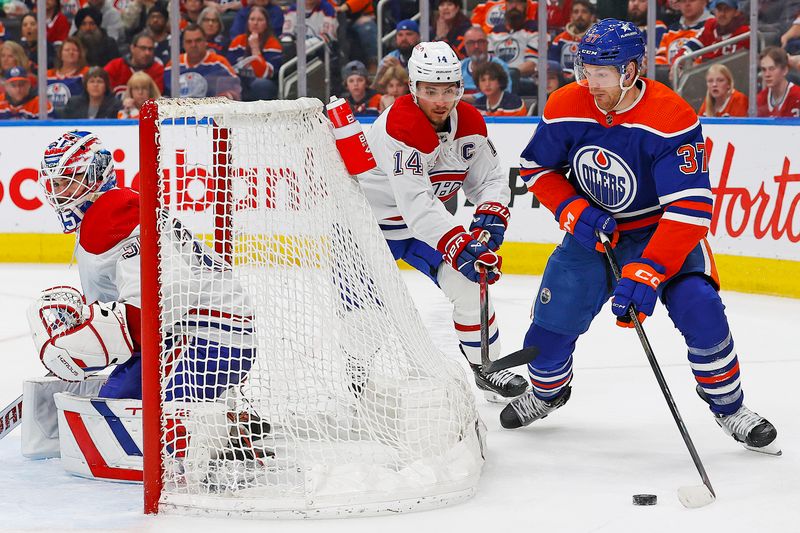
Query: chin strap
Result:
<box><xmin>611</xmin><ymin>71</ymin><xmax>640</xmax><ymax>112</ymax></box>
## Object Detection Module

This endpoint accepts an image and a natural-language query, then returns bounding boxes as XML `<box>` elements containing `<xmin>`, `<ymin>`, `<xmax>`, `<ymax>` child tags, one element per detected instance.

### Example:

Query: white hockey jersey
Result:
<box><xmin>74</xmin><ymin>188</ymin><xmax>253</xmax><ymax>348</ymax></box>
<box><xmin>359</xmin><ymin>95</ymin><xmax>510</xmax><ymax>253</ymax></box>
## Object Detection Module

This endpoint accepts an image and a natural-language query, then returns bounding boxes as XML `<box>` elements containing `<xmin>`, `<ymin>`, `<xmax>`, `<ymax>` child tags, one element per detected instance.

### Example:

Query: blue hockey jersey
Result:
<box><xmin>519</xmin><ymin>78</ymin><xmax>714</xmax><ymax>280</ymax></box>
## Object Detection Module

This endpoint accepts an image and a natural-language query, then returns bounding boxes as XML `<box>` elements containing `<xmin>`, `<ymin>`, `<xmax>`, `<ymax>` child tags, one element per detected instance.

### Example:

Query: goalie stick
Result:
<box><xmin>0</xmin><ymin>395</ymin><xmax>23</xmax><ymax>441</ymax></box>
<box><xmin>598</xmin><ymin>231</ymin><xmax>716</xmax><ymax>509</ymax></box>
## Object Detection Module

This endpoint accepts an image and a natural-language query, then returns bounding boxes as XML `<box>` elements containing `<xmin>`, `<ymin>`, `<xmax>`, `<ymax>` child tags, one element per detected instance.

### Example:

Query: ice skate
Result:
<box><xmin>500</xmin><ymin>386</ymin><xmax>571</xmax><ymax>429</ymax></box>
<box><xmin>470</xmin><ymin>363</ymin><xmax>528</xmax><ymax>403</ymax></box>
<box><xmin>696</xmin><ymin>385</ymin><xmax>781</xmax><ymax>455</ymax></box>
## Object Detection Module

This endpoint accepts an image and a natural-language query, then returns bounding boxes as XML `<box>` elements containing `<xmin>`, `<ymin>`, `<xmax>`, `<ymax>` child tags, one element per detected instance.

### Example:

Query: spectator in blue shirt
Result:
<box><xmin>460</xmin><ymin>25</ymin><xmax>512</xmax><ymax>104</ymax></box>
<box><xmin>230</xmin><ymin>0</ymin><xmax>284</xmax><ymax>39</ymax></box>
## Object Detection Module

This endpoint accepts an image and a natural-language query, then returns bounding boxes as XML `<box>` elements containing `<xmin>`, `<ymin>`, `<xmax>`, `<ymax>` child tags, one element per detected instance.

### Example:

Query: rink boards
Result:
<box><xmin>0</xmin><ymin>117</ymin><xmax>798</xmax><ymax>297</ymax></box>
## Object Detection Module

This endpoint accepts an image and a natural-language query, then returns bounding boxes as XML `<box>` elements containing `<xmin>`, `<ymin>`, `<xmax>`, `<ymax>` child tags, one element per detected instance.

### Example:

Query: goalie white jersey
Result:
<box><xmin>358</xmin><ymin>94</ymin><xmax>510</xmax><ymax>252</ymax></box>
<box><xmin>75</xmin><ymin>187</ymin><xmax>254</xmax><ymax>348</ymax></box>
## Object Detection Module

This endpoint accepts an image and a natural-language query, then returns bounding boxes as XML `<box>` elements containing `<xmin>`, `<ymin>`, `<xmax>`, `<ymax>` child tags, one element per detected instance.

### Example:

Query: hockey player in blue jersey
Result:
<box><xmin>504</xmin><ymin>19</ymin><xmax>780</xmax><ymax>455</ymax></box>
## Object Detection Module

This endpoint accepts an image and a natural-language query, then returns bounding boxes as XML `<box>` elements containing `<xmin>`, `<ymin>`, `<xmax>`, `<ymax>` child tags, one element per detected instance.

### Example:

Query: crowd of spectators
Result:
<box><xmin>0</xmin><ymin>0</ymin><xmax>797</xmax><ymax>120</ymax></box>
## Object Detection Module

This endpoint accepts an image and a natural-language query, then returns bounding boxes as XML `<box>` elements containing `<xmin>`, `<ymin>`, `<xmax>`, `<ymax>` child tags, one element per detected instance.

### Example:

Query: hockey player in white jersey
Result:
<box><xmin>28</xmin><ymin>130</ymin><xmax>269</xmax><ymax>468</ymax></box>
<box><xmin>358</xmin><ymin>41</ymin><xmax>527</xmax><ymax>400</ymax></box>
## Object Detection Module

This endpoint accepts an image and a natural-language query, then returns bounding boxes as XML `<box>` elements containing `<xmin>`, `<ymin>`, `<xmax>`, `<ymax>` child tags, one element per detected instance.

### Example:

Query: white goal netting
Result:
<box><xmin>145</xmin><ymin>98</ymin><xmax>484</xmax><ymax>518</ymax></box>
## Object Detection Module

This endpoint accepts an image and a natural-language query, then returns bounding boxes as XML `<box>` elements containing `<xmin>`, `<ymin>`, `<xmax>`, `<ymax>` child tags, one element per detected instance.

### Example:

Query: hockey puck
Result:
<box><xmin>632</xmin><ymin>494</ymin><xmax>657</xmax><ymax>506</ymax></box>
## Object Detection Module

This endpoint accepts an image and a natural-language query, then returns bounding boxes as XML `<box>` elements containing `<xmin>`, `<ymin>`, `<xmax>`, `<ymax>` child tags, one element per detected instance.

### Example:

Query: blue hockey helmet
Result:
<box><xmin>575</xmin><ymin>19</ymin><xmax>646</xmax><ymax>88</ymax></box>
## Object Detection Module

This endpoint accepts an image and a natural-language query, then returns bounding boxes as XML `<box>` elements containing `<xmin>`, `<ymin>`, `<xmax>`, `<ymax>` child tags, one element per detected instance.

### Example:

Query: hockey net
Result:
<box><xmin>139</xmin><ymin>98</ymin><xmax>484</xmax><ymax>518</ymax></box>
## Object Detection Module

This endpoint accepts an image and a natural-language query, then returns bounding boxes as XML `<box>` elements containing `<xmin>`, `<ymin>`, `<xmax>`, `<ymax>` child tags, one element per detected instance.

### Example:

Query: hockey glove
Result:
<box><xmin>443</xmin><ymin>231</ymin><xmax>502</xmax><ymax>284</ymax></box>
<box><xmin>469</xmin><ymin>201</ymin><xmax>510</xmax><ymax>251</ymax></box>
<box><xmin>611</xmin><ymin>259</ymin><xmax>666</xmax><ymax>328</ymax></box>
<box><xmin>555</xmin><ymin>196</ymin><xmax>619</xmax><ymax>253</ymax></box>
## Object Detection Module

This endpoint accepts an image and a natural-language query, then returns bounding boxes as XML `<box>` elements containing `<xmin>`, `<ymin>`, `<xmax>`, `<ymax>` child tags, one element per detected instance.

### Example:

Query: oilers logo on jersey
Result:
<box><xmin>571</xmin><ymin>146</ymin><xmax>637</xmax><ymax>212</ymax></box>
<box><xmin>495</xmin><ymin>38</ymin><xmax>523</xmax><ymax>65</ymax></box>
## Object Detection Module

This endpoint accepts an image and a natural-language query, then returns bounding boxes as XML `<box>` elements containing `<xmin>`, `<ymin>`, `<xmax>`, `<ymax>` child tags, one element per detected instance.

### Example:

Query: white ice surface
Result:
<box><xmin>1</xmin><ymin>264</ymin><xmax>798</xmax><ymax>532</ymax></box>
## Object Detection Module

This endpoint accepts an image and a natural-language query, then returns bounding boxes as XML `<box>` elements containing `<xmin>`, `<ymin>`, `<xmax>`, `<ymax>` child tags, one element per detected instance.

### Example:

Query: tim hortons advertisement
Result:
<box><xmin>0</xmin><ymin>120</ymin><xmax>797</xmax><ymax>261</ymax></box>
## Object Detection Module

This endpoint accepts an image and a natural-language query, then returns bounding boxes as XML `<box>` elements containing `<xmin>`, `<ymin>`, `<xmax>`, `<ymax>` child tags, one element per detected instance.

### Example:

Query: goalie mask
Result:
<box><xmin>39</xmin><ymin>130</ymin><xmax>116</xmax><ymax>233</ymax></box>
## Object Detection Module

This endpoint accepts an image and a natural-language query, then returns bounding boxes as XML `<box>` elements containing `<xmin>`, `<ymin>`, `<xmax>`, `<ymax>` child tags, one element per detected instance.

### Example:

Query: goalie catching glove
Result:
<box><xmin>27</xmin><ymin>286</ymin><xmax>134</xmax><ymax>381</ymax></box>
<box><xmin>469</xmin><ymin>202</ymin><xmax>510</xmax><ymax>251</ymax></box>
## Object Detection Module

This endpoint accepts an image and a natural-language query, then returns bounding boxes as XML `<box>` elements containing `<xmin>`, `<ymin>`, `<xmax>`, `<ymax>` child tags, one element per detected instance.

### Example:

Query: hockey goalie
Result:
<box><xmin>24</xmin><ymin>130</ymin><xmax>270</xmax><ymax>482</ymax></box>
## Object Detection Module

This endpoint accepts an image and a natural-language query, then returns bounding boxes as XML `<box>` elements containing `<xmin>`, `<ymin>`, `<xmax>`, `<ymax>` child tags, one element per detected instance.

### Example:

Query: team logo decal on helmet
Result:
<box><xmin>39</xmin><ymin>130</ymin><xmax>116</xmax><ymax>233</ymax></box>
<box><xmin>572</xmin><ymin>146</ymin><xmax>637</xmax><ymax>213</ymax></box>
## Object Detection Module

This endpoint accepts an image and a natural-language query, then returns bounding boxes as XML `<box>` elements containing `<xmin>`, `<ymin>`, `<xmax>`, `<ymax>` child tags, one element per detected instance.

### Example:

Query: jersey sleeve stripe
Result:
<box><xmin>668</xmin><ymin>199</ymin><xmax>713</xmax><ymax>211</ymax></box>
<box><xmin>659</xmin><ymin>188</ymin><xmax>712</xmax><ymax>204</ymax></box>
<box><xmin>661</xmin><ymin>211</ymin><xmax>711</xmax><ymax>228</ymax></box>
<box><xmin>616</xmin><ymin>213</ymin><xmax>663</xmax><ymax>232</ymax></box>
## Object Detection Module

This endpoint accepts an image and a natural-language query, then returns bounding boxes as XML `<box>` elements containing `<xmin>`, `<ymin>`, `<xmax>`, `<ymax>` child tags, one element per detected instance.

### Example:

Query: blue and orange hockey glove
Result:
<box><xmin>611</xmin><ymin>258</ymin><xmax>666</xmax><ymax>328</ymax></box>
<box><xmin>554</xmin><ymin>196</ymin><xmax>619</xmax><ymax>253</ymax></box>
<box><xmin>469</xmin><ymin>201</ymin><xmax>510</xmax><ymax>251</ymax></box>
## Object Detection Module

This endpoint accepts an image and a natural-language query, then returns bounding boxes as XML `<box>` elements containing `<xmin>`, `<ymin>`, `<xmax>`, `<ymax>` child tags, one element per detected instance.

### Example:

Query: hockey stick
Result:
<box><xmin>0</xmin><ymin>395</ymin><xmax>23</xmax><ymax>441</ymax></box>
<box><xmin>484</xmin><ymin>346</ymin><xmax>539</xmax><ymax>374</ymax></box>
<box><xmin>598</xmin><ymin>231</ymin><xmax>716</xmax><ymax>509</ymax></box>
<box><xmin>477</xmin><ymin>230</ymin><xmax>491</xmax><ymax>370</ymax></box>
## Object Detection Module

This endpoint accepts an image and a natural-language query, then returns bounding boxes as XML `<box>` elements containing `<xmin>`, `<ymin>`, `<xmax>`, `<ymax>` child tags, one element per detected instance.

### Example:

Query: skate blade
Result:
<box><xmin>744</xmin><ymin>440</ymin><xmax>782</xmax><ymax>456</ymax></box>
<box><xmin>482</xmin><ymin>390</ymin><xmax>514</xmax><ymax>404</ymax></box>
<box><xmin>677</xmin><ymin>485</ymin><xmax>716</xmax><ymax>508</ymax></box>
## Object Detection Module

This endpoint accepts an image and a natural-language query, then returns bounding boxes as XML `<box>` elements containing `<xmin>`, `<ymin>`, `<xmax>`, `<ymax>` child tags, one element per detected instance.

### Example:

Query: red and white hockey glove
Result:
<box><xmin>469</xmin><ymin>201</ymin><xmax>510</xmax><ymax>251</ymax></box>
<box><xmin>555</xmin><ymin>196</ymin><xmax>619</xmax><ymax>253</ymax></box>
<box><xmin>27</xmin><ymin>286</ymin><xmax>134</xmax><ymax>381</ymax></box>
<box><xmin>611</xmin><ymin>259</ymin><xmax>666</xmax><ymax>328</ymax></box>
<box><xmin>443</xmin><ymin>231</ymin><xmax>502</xmax><ymax>284</ymax></box>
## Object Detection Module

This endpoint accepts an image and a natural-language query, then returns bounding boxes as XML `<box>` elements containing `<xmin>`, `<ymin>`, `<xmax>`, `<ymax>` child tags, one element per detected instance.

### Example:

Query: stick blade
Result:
<box><xmin>677</xmin><ymin>485</ymin><xmax>716</xmax><ymax>508</ymax></box>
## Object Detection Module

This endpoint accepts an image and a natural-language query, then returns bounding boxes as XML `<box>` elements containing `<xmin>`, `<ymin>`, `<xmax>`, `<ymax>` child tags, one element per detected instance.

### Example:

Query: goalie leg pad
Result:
<box><xmin>437</xmin><ymin>263</ymin><xmax>501</xmax><ymax>365</ymax></box>
<box><xmin>53</xmin><ymin>392</ymin><xmax>143</xmax><ymax>482</ymax></box>
<box><xmin>22</xmin><ymin>375</ymin><xmax>107</xmax><ymax>459</ymax></box>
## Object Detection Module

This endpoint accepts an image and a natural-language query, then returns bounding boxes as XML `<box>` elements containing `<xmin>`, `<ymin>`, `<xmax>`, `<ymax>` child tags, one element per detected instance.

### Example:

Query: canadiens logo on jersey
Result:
<box><xmin>572</xmin><ymin>146</ymin><xmax>637</xmax><ymax>212</ymax></box>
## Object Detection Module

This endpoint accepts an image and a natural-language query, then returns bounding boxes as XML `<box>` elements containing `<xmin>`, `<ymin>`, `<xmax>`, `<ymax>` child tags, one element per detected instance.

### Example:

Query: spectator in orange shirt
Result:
<box><xmin>342</xmin><ymin>60</ymin><xmax>381</xmax><ymax>116</ymax></box>
<box><xmin>656</xmin><ymin>0</ymin><xmax>711</xmax><ymax>66</ymax></box>
<box><xmin>0</xmin><ymin>66</ymin><xmax>54</xmax><ymax>119</ymax></box>
<box><xmin>472</xmin><ymin>61</ymin><xmax>527</xmax><ymax>116</ymax></box>
<box><xmin>698</xmin><ymin>64</ymin><xmax>747</xmax><ymax>117</ymax></box>
<box><xmin>47</xmin><ymin>36</ymin><xmax>89</xmax><ymax>115</ymax></box>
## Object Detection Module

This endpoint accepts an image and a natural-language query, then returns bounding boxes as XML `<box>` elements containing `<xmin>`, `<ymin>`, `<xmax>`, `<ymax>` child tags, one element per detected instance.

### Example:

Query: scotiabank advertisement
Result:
<box><xmin>0</xmin><ymin>119</ymin><xmax>798</xmax><ymax>261</ymax></box>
